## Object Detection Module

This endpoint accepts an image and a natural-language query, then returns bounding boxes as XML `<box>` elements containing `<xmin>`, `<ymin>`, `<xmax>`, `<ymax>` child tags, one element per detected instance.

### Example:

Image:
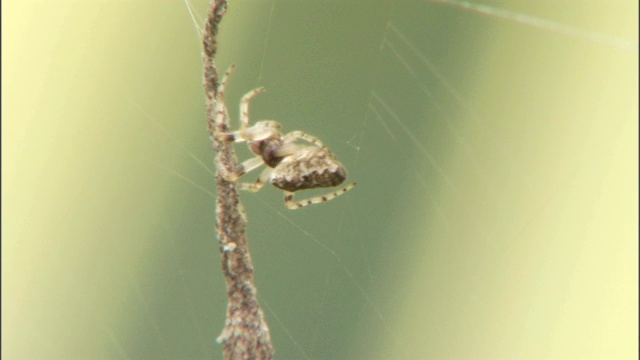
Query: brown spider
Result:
<box><xmin>214</xmin><ymin>65</ymin><xmax>356</xmax><ymax>209</ymax></box>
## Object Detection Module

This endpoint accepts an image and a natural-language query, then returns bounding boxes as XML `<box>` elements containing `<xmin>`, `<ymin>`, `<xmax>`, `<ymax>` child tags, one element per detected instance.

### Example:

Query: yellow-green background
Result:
<box><xmin>3</xmin><ymin>1</ymin><xmax>637</xmax><ymax>359</ymax></box>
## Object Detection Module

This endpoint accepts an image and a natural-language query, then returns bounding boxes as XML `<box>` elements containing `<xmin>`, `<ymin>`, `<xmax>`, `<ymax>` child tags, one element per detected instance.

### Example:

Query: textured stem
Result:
<box><xmin>202</xmin><ymin>1</ymin><xmax>275</xmax><ymax>359</ymax></box>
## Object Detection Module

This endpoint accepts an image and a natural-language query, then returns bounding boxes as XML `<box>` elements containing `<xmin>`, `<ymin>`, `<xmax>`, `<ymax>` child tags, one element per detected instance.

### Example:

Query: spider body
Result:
<box><xmin>214</xmin><ymin>66</ymin><xmax>356</xmax><ymax>209</ymax></box>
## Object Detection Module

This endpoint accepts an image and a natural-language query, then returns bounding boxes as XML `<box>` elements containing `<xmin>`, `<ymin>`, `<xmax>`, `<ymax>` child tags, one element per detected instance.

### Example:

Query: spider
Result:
<box><xmin>213</xmin><ymin>65</ymin><xmax>356</xmax><ymax>209</ymax></box>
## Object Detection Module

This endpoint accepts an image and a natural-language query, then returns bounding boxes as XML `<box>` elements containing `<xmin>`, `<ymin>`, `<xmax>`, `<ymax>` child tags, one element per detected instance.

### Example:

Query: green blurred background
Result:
<box><xmin>3</xmin><ymin>0</ymin><xmax>637</xmax><ymax>359</ymax></box>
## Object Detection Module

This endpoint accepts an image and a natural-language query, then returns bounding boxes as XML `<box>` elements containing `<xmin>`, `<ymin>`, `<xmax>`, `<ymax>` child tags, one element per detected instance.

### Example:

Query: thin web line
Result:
<box><xmin>257</xmin><ymin>0</ymin><xmax>277</xmax><ymax>86</ymax></box>
<box><xmin>183</xmin><ymin>0</ymin><xmax>203</xmax><ymax>39</ymax></box>
<box><xmin>424</xmin><ymin>0</ymin><xmax>636</xmax><ymax>52</ymax></box>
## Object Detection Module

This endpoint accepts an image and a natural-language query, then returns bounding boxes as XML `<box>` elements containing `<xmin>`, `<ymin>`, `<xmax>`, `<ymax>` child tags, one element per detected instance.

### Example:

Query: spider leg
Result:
<box><xmin>217</xmin><ymin>122</ymin><xmax>283</xmax><ymax>143</ymax></box>
<box><xmin>282</xmin><ymin>130</ymin><xmax>327</xmax><ymax>149</ymax></box>
<box><xmin>283</xmin><ymin>182</ymin><xmax>357</xmax><ymax>209</ymax></box>
<box><xmin>238</xmin><ymin>167</ymin><xmax>273</xmax><ymax>192</ymax></box>
<box><xmin>219</xmin><ymin>156</ymin><xmax>264</xmax><ymax>181</ymax></box>
<box><xmin>215</xmin><ymin>130</ymin><xmax>244</xmax><ymax>143</ymax></box>
<box><xmin>240</xmin><ymin>87</ymin><xmax>266</xmax><ymax>136</ymax></box>
<box><xmin>272</xmin><ymin>142</ymin><xmax>302</xmax><ymax>158</ymax></box>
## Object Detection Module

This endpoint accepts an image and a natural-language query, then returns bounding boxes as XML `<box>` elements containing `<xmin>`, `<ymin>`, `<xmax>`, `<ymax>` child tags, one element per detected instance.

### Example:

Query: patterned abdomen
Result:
<box><xmin>270</xmin><ymin>147</ymin><xmax>347</xmax><ymax>192</ymax></box>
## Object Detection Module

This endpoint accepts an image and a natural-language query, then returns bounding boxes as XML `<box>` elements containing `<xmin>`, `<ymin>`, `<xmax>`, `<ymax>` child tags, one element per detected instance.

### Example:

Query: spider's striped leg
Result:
<box><xmin>239</xmin><ymin>87</ymin><xmax>266</xmax><ymax>136</ymax></box>
<box><xmin>283</xmin><ymin>182</ymin><xmax>357</xmax><ymax>209</ymax></box>
<box><xmin>238</xmin><ymin>167</ymin><xmax>273</xmax><ymax>192</ymax></box>
<box><xmin>219</xmin><ymin>156</ymin><xmax>264</xmax><ymax>182</ymax></box>
<box><xmin>282</xmin><ymin>131</ymin><xmax>327</xmax><ymax>149</ymax></box>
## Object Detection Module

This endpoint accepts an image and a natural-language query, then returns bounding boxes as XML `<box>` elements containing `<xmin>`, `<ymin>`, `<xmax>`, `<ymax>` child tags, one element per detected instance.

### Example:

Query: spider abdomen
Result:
<box><xmin>270</xmin><ymin>148</ymin><xmax>347</xmax><ymax>192</ymax></box>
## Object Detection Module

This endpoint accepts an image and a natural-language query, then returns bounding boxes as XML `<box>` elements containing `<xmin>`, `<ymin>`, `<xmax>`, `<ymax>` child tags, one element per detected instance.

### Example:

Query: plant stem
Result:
<box><xmin>202</xmin><ymin>1</ymin><xmax>275</xmax><ymax>359</ymax></box>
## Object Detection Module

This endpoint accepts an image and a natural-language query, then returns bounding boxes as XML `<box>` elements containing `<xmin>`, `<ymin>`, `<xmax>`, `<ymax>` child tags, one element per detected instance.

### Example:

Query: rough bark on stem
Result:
<box><xmin>202</xmin><ymin>1</ymin><xmax>275</xmax><ymax>359</ymax></box>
